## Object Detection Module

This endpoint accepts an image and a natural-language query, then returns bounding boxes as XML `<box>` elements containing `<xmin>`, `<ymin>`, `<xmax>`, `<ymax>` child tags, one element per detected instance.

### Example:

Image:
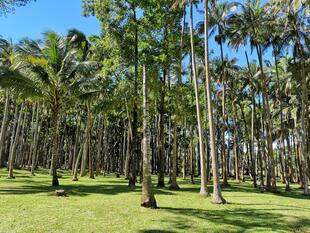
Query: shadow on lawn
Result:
<box><xmin>150</xmin><ymin>207</ymin><xmax>310</xmax><ymax>233</ymax></box>
<box><xmin>0</xmin><ymin>179</ymin><xmax>175</xmax><ymax>197</ymax></box>
<box><xmin>139</xmin><ymin>230</ymin><xmax>177</xmax><ymax>233</ymax></box>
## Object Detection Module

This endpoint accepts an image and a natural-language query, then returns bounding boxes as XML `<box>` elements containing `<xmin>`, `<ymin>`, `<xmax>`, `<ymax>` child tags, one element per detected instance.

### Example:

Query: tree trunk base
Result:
<box><xmin>52</xmin><ymin>178</ymin><xmax>59</xmax><ymax>187</ymax></box>
<box><xmin>169</xmin><ymin>183</ymin><xmax>180</xmax><ymax>190</ymax></box>
<box><xmin>7</xmin><ymin>176</ymin><xmax>15</xmax><ymax>179</ymax></box>
<box><xmin>199</xmin><ymin>189</ymin><xmax>210</xmax><ymax>197</ymax></box>
<box><xmin>266</xmin><ymin>186</ymin><xmax>279</xmax><ymax>193</ymax></box>
<box><xmin>222</xmin><ymin>182</ymin><xmax>230</xmax><ymax>187</ymax></box>
<box><xmin>72</xmin><ymin>177</ymin><xmax>79</xmax><ymax>181</ymax></box>
<box><xmin>157</xmin><ymin>181</ymin><xmax>165</xmax><ymax>188</ymax></box>
<box><xmin>141</xmin><ymin>197</ymin><xmax>157</xmax><ymax>209</ymax></box>
<box><xmin>211</xmin><ymin>195</ymin><xmax>226</xmax><ymax>204</ymax></box>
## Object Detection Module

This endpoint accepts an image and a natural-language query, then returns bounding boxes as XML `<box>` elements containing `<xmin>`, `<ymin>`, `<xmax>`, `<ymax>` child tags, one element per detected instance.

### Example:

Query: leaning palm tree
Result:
<box><xmin>0</xmin><ymin>38</ymin><xmax>27</xmax><ymax>178</ymax></box>
<box><xmin>197</xmin><ymin>0</ymin><xmax>236</xmax><ymax>187</ymax></box>
<box><xmin>0</xmin><ymin>31</ymin><xmax>98</xmax><ymax>186</ymax></box>
<box><xmin>189</xmin><ymin>0</ymin><xmax>209</xmax><ymax>197</ymax></box>
<box><xmin>173</xmin><ymin>0</ymin><xmax>209</xmax><ymax>196</ymax></box>
<box><xmin>0</xmin><ymin>38</ymin><xmax>14</xmax><ymax>167</ymax></box>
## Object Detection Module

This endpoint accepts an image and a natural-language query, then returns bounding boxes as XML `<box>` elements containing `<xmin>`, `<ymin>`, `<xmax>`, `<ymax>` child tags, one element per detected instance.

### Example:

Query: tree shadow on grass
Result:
<box><xmin>0</xmin><ymin>179</ymin><xmax>175</xmax><ymax>197</ymax></box>
<box><xmin>157</xmin><ymin>207</ymin><xmax>310</xmax><ymax>232</ymax></box>
<box><xmin>138</xmin><ymin>230</ymin><xmax>177</xmax><ymax>233</ymax></box>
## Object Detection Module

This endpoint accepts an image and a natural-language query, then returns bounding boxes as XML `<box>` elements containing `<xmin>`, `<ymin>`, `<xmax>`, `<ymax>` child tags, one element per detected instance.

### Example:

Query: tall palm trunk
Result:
<box><xmin>244</xmin><ymin>46</ymin><xmax>257</xmax><ymax>187</ymax></box>
<box><xmin>128</xmin><ymin>5</ymin><xmax>139</xmax><ymax>187</ymax></box>
<box><xmin>141</xmin><ymin>64</ymin><xmax>157</xmax><ymax>208</ymax></box>
<box><xmin>256</xmin><ymin>44</ymin><xmax>277</xmax><ymax>192</ymax></box>
<box><xmin>251</xmin><ymin>94</ymin><xmax>257</xmax><ymax>188</ymax></box>
<box><xmin>190</xmin><ymin>1</ymin><xmax>208</xmax><ymax>197</ymax></box>
<box><xmin>96</xmin><ymin>115</ymin><xmax>103</xmax><ymax>176</ymax></box>
<box><xmin>157</xmin><ymin>70</ymin><xmax>166</xmax><ymax>187</ymax></box>
<box><xmin>219</xmin><ymin>36</ymin><xmax>229</xmax><ymax>187</ymax></box>
<box><xmin>273</xmin><ymin>44</ymin><xmax>290</xmax><ymax>190</ymax></box>
<box><xmin>204</xmin><ymin>0</ymin><xmax>226</xmax><ymax>203</ymax></box>
<box><xmin>0</xmin><ymin>91</ymin><xmax>10</xmax><ymax>167</ymax></box>
<box><xmin>232</xmin><ymin>103</ymin><xmax>239</xmax><ymax>181</ymax></box>
<box><xmin>30</xmin><ymin>102</ymin><xmax>41</xmax><ymax>176</ymax></box>
<box><xmin>51</xmin><ymin>108</ymin><xmax>61</xmax><ymax>186</ymax></box>
<box><xmin>8</xmin><ymin>101</ymin><xmax>24</xmax><ymax>179</ymax></box>
<box><xmin>73</xmin><ymin>103</ymin><xmax>93</xmax><ymax>181</ymax></box>
<box><xmin>297</xmin><ymin>37</ymin><xmax>309</xmax><ymax>195</ymax></box>
<box><xmin>170</xmin><ymin>5</ymin><xmax>186</xmax><ymax>190</ymax></box>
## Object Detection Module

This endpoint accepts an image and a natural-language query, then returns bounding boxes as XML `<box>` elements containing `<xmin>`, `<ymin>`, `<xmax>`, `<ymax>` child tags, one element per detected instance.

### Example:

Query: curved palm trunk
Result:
<box><xmin>190</xmin><ymin>1</ymin><xmax>209</xmax><ymax>197</ymax></box>
<box><xmin>8</xmin><ymin>101</ymin><xmax>24</xmax><ymax>179</ymax></box>
<box><xmin>72</xmin><ymin>103</ymin><xmax>93</xmax><ymax>181</ymax></box>
<box><xmin>0</xmin><ymin>91</ymin><xmax>10</xmax><ymax>167</ymax></box>
<box><xmin>204</xmin><ymin>0</ymin><xmax>225</xmax><ymax>203</ymax></box>
<box><xmin>72</xmin><ymin>142</ymin><xmax>84</xmax><ymax>181</ymax></box>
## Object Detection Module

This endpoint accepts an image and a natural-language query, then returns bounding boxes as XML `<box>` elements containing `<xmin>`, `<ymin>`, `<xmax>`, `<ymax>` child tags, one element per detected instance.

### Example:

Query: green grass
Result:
<box><xmin>0</xmin><ymin>169</ymin><xmax>309</xmax><ymax>233</ymax></box>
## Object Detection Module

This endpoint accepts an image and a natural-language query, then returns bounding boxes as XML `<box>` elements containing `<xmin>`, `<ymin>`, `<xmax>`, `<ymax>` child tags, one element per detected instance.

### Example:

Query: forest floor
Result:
<box><xmin>0</xmin><ymin>169</ymin><xmax>309</xmax><ymax>233</ymax></box>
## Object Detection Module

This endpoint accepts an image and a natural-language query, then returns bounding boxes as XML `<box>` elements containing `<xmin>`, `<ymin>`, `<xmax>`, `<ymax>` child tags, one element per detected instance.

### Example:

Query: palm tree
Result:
<box><xmin>278</xmin><ymin>1</ymin><xmax>310</xmax><ymax>195</ymax></box>
<box><xmin>197</xmin><ymin>0</ymin><xmax>236</xmax><ymax>186</ymax></box>
<box><xmin>0</xmin><ymin>38</ymin><xmax>14</xmax><ymax>167</ymax></box>
<box><xmin>170</xmin><ymin>1</ymin><xmax>186</xmax><ymax>190</ymax></box>
<box><xmin>141</xmin><ymin>64</ymin><xmax>157</xmax><ymax>208</ymax></box>
<box><xmin>189</xmin><ymin>0</ymin><xmax>209</xmax><ymax>197</ymax></box>
<box><xmin>204</xmin><ymin>0</ymin><xmax>226</xmax><ymax>203</ymax></box>
<box><xmin>228</xmin><ymin>0</ymin><xmax>278</xmax><ymax>192</ymax></box>
<box><xmin>0</xmin><ymin>31</ymin><xmax>98</xmax><ymax>186</ymax></box>
<box><xmin>212</xmin><ymin>57</ymin><xmax>240</xmax><ymax>185</ymax></box>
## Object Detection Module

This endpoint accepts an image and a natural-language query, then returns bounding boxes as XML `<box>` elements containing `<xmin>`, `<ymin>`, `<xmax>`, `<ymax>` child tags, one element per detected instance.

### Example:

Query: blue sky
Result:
<box><xmin>0</xmin><ymin>0</ymin><xmax>272</xmax><ymax>67</ymax></box>
<box><xmin>0</xmin><ymin>0</ymin><xmax>100</xmax><ymax>40</ymax></box>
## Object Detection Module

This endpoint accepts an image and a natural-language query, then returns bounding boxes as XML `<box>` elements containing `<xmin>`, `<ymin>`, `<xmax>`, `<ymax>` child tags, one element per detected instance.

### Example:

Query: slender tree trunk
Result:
<box><xmin>204</xmin><ymin>0</ymin><xmax>225</xmax><ymax>203</ymax></box>
<box><xmin>190</xmin><ymin>1</ymin><xmax>208</xmax><ymax>197</ymax></box>
<box><xmin>296</xmin><ymin>38</ymin><xmax>309</xmax><ymax>195</ymax></box>
<box><xmin>141</xmin><ymin>64</ymin><xmax>157</xmax><ymax>208</ymax></box>
<box><xmin>157</xmin><ymin>70</ymin><xmax>166</xmax><ymax>187</ymax></box>
<box><xmin>0</xmin><ymin>91</ymin><xmax>10</xmax><ymax>167</ymax></box>
<box><xmin>8</xmin><ymin>101</ymin><xmax>24</xmax><ymax>179</ymax></box>
<box><xmin>30</xmin><ymin>102</ymin><xmax>41</xmax><ymax>176</ymax></box>
<box><xmin>170</xmin><ymin>5</ymin><xmax>186</xmax><ymax>190</ymax></box>
<box><xmin>128</xmin><ymin>5</ymin><xmax>139</xmax><ymax>187</ymax></box>
<box><xmin>50</xmin><ymin>107</ymin><xmax>61</xmax><ymax>186</ymax></box>
<box><xmin>96</xmin><ymin>115</ymin><xmax>103</xmax><ymax>176</ymax></box>
<box><xmin>256</xmin><ymin>45</ymin><xmax>277</xmax><ymax>192</ymax></box>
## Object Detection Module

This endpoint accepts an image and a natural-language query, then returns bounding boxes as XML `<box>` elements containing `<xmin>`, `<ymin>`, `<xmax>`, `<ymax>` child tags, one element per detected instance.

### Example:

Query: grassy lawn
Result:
<box><xmin>0</xmin><ymin>169</ymin><xmax>309</xmax><ymax>233</ymax></box>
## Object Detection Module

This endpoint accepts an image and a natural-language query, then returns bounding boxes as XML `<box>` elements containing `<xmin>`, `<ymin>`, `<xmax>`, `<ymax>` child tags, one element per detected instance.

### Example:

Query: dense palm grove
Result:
<box><xmin>0</xmin><ymin>0</ymin><xmax>309</xmax><ymax>208</ymax></box>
